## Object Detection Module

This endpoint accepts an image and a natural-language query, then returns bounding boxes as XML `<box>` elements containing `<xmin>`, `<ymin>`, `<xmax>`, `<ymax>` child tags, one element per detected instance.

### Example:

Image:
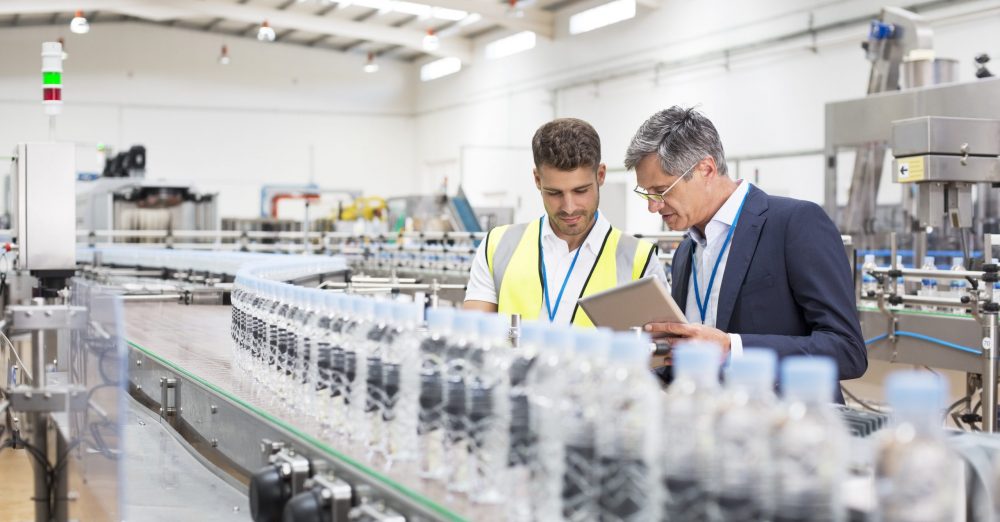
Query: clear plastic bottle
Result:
<box><xmin>362</xmin><ymin>301</ymin><xmax>395</xmax><ymax>461</ymax></box>
<box><xmin>347</xmin><ymin>298</ymin><xmax>377</xmax><ymax>449</ymax></box>
<box><xmin>919</xmin><ymin>256</ymin><xmax>939</xmax><ymax>312</ymax></box>
<box><xmin>382</xmin><ymin>301</ymin><xmax>424</xmax><ymax>472</ymax></box>
<box><xmin>468</xmin><ymin>313</ymin><xmax>513</xmax><ymax>505</ymax></box>
<box><xmin>330</xmin><ymin>295</ymin><xmax>362</xmax><ymax>443</ymax></box>
<box><xmin>263</xmin><ymin>282</ymin><xmax>284</xmax><ymax>390</ymax></box>
<box><xmin>862</xmin><ymin>254</ymin><xmax>878</xmax><ymax>298</ymax></box>
<box><xmin>443</xmin><ymin>310</ymin><xmax>480</xmax><ymax>494</ymax></box>
<box><xmin>418</xmin><ymin>307</ymin><xmax>454</xmax><ymax>481</ymax></box>
<box><xmin>596</xmin><ymin>332</ymin><xmax>663</xmax><ymax>522</ymax></box>
<box><xmin>285</xmin><ymin>288</ymin><xmax>312</xmax><ymax>410</ymax></box>
<box><xmin>774</xmin><ymin>356</ymin><xmax>848</xmax><ymax>522</ymax></box>
<box><xmin>876</xmin><ymin>371</ymin><xmax>959</xmax><ymax>522</ymax></box>
<box><xmin>313</xmin><ymin>292</ymin><xmax>340</xmax><ymax>432</ymax></box>
<box><xmin>661</xmin><ymin>341</ymin><xmax>722</xmax><ymax>522</ymax></box>
<box><xmin>949</xmin><ymin>256</ymin><xmax>967</xmax><ymax>302</ymax></box>
<box><xmin>528</xmin><ymin>327</ymin><xmax>574</xmax><ymax>521</ymax></box>
<box><xmin>505</xmin><ymin>320</ymin><xmax>545</xmax><ymax>522</ymax></box>
<box><xmin>714</xmin><ymin>348</ymin><xmax>779</xmax><ymax>521</ymax></box>
<box><xmin>560</xmin><ymin>328</ymin><xmax>611</xmax><ymax>521</ymax></box>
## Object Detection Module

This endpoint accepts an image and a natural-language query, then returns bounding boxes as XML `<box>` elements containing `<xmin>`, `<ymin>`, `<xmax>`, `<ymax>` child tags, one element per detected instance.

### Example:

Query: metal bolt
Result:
<box><xmin>210</xmin><ymin>438</ymin><xmax>218</xmax><ymax>447</ymax></box>
<box><xmin>136</xmin><ymin>385</ymin><xmax>142</xmax><ymax>391</ymax></box>
<box><xmin>136</xmin><ymin>360</ymin><xmax>142</xmax><ymax>367</ymax></box>
<box><xmin>24</xmin><ymin>392</ymin><xmax>32</xmax><ymax>399</ymax></box>
<box><xmin>43</xmin><ymin>392</ymin><xmax>51</xmax><ymax>399</ymax></box>
<box><xmin>44</xmin><ymin>310</ymin><xmax>52</xmax><ymax>317</ymax></box>
<box><xmin>210</xmin><ymin>405</ymin><xmax>218</xmax><ymax>414</ymax></box>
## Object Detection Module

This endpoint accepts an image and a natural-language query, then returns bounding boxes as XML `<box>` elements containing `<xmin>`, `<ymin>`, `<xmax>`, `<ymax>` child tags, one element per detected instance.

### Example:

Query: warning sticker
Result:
<box><xmin>896</xmin><ymin>157</ymin><xmax>926</xmax><ymax>183</ymax></box>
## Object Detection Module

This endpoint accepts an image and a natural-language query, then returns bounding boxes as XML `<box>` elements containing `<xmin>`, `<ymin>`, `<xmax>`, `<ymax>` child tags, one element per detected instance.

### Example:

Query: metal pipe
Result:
<box><xmin>982</xmin><ymin>312</ymin><xmax>998</xmax><ymax>433</ymax></box>
<box><xmin>118</xmin><ymin>294</ymin><xmax>183</xmax><ymax>302</ymax></box>
<box><xmin>869</xmin><ymin>267</ymin><xmax>984</xmax><ymax>280</ymax></box>
<box><xmin>31</xmin><ymin>330</ymin><xmax>44</xmax><ymax>389</ymax></box>
<box><xmin>860</xmin><ymin>294</ymin><xmax>968</xmax><ymax>309</ymax></box>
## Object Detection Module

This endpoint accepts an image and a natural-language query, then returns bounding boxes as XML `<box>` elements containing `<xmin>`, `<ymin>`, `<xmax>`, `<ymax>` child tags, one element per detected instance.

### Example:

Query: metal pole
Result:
<box><xmin>981</xmin><ymin>311</ymin><xmax>998</xmax><ymax>433</ymax></box>
<box><xmin>30</xmin><ymin>412</ymin><xmax>50</xmax><ymax>522</ymax></box>
<box><xmin>31</xmin><ymin>330</ymin><xmax>44</xmax><ymax>389</ymax></box>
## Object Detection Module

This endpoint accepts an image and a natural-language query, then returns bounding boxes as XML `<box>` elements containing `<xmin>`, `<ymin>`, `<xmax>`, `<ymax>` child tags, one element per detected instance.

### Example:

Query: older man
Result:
<box><xmin>627</xmin><ymin>106</ymin><xmax>866</xmax><ymax>396</ymax></box>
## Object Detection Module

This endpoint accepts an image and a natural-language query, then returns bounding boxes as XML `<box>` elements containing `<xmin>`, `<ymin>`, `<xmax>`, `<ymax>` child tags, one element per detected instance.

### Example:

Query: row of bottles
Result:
<box><xmin>861</xmin><ymin>254</ymin><xmax>970</xmax><ymax>311</ymax></box>
<box><xmin>230</xmin><ymin>274</ymin><xmax>963</xmax><ymax>521</ymax></box>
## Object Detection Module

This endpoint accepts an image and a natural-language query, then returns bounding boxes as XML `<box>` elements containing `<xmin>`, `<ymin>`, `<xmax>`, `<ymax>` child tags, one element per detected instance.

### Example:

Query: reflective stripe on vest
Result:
<box><xmin>486</xmin><ymin>218</ymin><xmax>656</xmax><ymax>327</ymax></box>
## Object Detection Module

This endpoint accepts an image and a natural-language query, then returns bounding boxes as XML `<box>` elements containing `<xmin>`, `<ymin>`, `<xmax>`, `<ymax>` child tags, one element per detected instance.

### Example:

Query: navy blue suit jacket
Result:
<box><xmin>663</xmin><ymin>185</ymin><xmax>867</xmax><ymax>401</ymax></box>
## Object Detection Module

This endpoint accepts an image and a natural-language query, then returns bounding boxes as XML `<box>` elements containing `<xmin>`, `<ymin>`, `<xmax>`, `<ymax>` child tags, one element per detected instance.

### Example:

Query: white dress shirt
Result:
<box><xmin>466</xmin><ymin>211</ymin><xmax>668</xmax><ymax>325</ymax></box>
<box><xmin>685</xmin><ymin>179</ymin><xmax>751</xmax><ymax>359</ymax></box>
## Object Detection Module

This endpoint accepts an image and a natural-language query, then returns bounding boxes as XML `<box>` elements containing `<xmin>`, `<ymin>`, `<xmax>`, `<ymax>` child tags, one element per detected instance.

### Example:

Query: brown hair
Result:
<box><xmin>531</xmin><ymin>118</ymin><xmax>601</xmax><ymax>172</ymax></box>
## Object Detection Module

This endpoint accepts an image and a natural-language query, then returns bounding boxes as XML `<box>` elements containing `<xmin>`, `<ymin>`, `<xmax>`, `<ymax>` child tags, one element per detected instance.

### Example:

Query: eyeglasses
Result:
<box><xmin>633</xmin><ymin>158</ymin><xmax>703</xmax><ymax>202</ymax></box>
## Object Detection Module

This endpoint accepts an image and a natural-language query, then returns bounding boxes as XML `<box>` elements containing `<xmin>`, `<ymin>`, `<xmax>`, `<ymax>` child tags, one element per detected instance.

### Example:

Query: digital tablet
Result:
<box><xmin>577</xmin><ymin>276</ymin><xmax>687</xmax><ymax>332</ymax></box>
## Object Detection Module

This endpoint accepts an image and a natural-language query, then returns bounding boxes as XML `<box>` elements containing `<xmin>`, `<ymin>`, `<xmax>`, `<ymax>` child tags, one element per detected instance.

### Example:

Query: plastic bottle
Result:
<box><xmin>329</xmin><ymin>295</ymin><xmax>361</xmax><ymax>443</ymax></box>
<box><xmin>443</xmin><ymin>310</ymin><xmax>480</xmax><ymax>493</ymax></box>
<box><xmin>313</xmin><ymin>292</ymin><xmax>339</xmax><ymax>432</ymax></box>
<box><xmin>468</xmin><ymin>313</ymin><xmax>513</xmax><ymax>504</ymax></box>
<box><xmin>290</xmin><ymin>288</ymin><xmax>319</xmax><ymax>414</ymax></box>
<box><xmin>862</xmin><ymin>254</ymin><xmax>878</xmax><ymax>298</ymax></box>
<box><xmin>876</xmin><ymin>371</ymin><xmax>959</xmax><ymax>522</ymax></box>
<box><xmin>919</xmin><ymin>256</ymin><xmax>939</xmax><ymax>312</ymax></box>
<box><xmin>418</xmin><ymin>307</ymin><xmax>454</xmax><ymax>481</ymax></box>
<box><xmin>715</xmin><ymin>348</ymin><xmax>779</xmax><ymax>521</ymax></box>
<box><xmin>774</xmin><ymin>356</ymin><xmax>848</xmax><ymax>522</ymax></box>
<box><xmin>362</xmin><ymin>301</ymin><xmax>395</xmax><ymax>461</ymax></box>
<box><xmin>950</xmin><ymin>257</ymin><xmax>967</xmax><ymax>302</ymax></box>
<box><xmin>560</xmin><ymin>329</ymin><xmax>611</xmax><ymax>520</ymax></box>
<box><xmin>382</xmin><ymin>301</ymin><xmax>424</xmax><ymax>472</ymax></box>
<box><xmin>505</xmin><ymin>320</ymin><xmax>545</xmax><ymax>522</ymax></box>
<box><xmin>661</xmin><ymin>341</ymin><xmax>722</xmax><ymax>522</ymax></box>
<box><xmin>596</xmin><ymin>333</ymin><xmax>663</xmax><ymax>522</ymax></box>
<box><xmin>528</xmin><ymin>327</ymin><xmax>574</xmax><ymax>521</ymax></box>
<box><xmin>346</xmin><ymin>298</ymin><xmax>377</xmax><ymax>449</ymax></box>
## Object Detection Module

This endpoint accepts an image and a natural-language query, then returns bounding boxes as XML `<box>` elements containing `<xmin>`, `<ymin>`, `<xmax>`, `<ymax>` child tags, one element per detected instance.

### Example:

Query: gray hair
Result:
<box><xmin>623</xmin><ymin>106</ymin><xmax>728</xmax><ymax>178</ymax></box>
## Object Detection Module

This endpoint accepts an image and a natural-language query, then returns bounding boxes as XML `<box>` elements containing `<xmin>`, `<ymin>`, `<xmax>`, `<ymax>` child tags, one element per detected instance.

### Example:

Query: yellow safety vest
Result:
<box><xmin>485</xmin><ymin>218</ymin><xmax>657</xmax><ymax>327</ymax></box>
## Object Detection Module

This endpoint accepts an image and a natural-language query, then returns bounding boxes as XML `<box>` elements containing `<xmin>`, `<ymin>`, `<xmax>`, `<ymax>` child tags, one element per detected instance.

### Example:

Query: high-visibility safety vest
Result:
<box><xmin>485</xmin><ymin>218</ymin><xmax>657</xmax><ymax>327</ymax></box>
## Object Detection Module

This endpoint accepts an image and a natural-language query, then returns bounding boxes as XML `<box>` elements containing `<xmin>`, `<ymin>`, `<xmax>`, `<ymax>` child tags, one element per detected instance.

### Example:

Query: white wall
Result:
<box><xmin>0</xmin><ymin>23</ymin><xmax>417</xmax><ymax>218</ymax></box>
<box><xmin>414</xmin><ymin>0</ymin><xmax>1000</xmax><ymax>231</ymax></box>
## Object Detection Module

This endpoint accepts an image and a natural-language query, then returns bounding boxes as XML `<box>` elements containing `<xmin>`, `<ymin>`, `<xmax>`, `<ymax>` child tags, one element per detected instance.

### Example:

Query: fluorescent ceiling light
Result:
<box><xmin>339</xmin><ymin>0</ymin><xmax>467</xmax><ymax>20</ymax></box>
<box><xmin>569</xmin><ymin>0</ymin><xmax>635</xmax><ymax>35</ymax></box>
<box><xmin>485</xmin><ymin>31</ymin><xmax>536</xmax><ymax>60</ymax></box>
<box><xmin>421</xmin><ymin>57</ymin><xmax>461</xmax><ymax>81</ymax></box>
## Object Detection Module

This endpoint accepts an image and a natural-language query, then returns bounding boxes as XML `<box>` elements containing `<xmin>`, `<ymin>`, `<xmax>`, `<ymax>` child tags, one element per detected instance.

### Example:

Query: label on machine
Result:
<box><xmin>896</xmin><ymin>156</ymin><xmax>926</xmax><ymax>183</ymax></box>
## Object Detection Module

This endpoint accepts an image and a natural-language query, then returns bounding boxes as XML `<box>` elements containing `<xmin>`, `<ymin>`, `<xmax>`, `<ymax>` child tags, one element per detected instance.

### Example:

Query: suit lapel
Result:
<box><xmin>671</xmin><ymin>237</ymin><xmax>693</xmax><ymax>314</ymax></box>
<box><xmin>716</xmin><ymin>186</ymin><xmax>768</xmax><ymax>332</ymax></box>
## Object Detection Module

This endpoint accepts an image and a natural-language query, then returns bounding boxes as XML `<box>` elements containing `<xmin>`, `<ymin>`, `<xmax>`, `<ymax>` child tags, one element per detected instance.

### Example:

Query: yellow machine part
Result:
<box><xmin>338</xmin><ymin>196</ymin><xmax>387</xmax><ymax>221</ymax></box>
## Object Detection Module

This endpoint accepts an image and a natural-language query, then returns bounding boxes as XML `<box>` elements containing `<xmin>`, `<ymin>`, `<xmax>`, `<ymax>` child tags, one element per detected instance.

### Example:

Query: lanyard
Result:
<box><xmin>539</xmin><ymin>211</ymin><xmax>598</xmax><ymax>323</ymax></box>
<box><xmin>691</xmin><ymin>188</ymin><xmax>751</xmax><ymax>324</ymax></box>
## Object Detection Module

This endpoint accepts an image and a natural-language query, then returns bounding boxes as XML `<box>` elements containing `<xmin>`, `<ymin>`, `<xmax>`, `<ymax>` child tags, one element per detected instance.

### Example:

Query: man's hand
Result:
<box><xmin>644</xmin><ymin>322</ymin><xmax>731</xmax><ymax>356</ymax></box>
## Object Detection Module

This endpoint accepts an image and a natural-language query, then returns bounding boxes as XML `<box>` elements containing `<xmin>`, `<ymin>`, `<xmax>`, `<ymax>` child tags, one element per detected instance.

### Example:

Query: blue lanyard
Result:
<box><xmin>539</xmin><ymin>211</ymin><xmax>597</xmax><ymax>322</ymax></box>
<box><xmin>691</xmin><ymin>188</ymin><xmax>751</xmax><ymax>324</ymax></box>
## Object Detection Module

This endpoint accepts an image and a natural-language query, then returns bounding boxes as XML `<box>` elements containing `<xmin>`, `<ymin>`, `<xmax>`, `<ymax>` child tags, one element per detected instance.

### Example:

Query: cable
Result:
<box><xmin>0</xmin><ymin>327</ymin><xmax>31</xmax><ymax>383</ymax></box>
<box><xmin>840</xmin><ymin>385</ymin><xmax>884</xmax><ymax>413</ymax></box>
<box><xmin>864</xmin><ymin>331</ymin><xmax>980</xmax><ymax>355</ymax></box>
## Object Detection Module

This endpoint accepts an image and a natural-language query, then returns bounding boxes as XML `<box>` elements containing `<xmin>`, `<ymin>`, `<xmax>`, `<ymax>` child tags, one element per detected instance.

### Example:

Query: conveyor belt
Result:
<box><xmin>123</xmin><ymin>301</ymin><xmax>489</xmax><ymax>521</ymax></box>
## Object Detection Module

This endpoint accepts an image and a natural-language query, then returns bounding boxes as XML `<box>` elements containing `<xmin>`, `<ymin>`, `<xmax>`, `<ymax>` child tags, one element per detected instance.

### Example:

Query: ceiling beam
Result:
<box><xmin>0</xmin><ymin>0</ymin><xmax>473</xmax><ymax>61</ymax></box>
<box><xmin>414</xmin><ymin>0</ymin><xmax>553</xmax><ymax>37</ymax></box>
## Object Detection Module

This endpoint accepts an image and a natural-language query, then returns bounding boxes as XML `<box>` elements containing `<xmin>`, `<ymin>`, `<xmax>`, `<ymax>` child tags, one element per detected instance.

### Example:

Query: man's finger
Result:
<box><xmin>644</xmin><ymin>321</ymin><xmax>691</xmax><ymax>334</ymax></box>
